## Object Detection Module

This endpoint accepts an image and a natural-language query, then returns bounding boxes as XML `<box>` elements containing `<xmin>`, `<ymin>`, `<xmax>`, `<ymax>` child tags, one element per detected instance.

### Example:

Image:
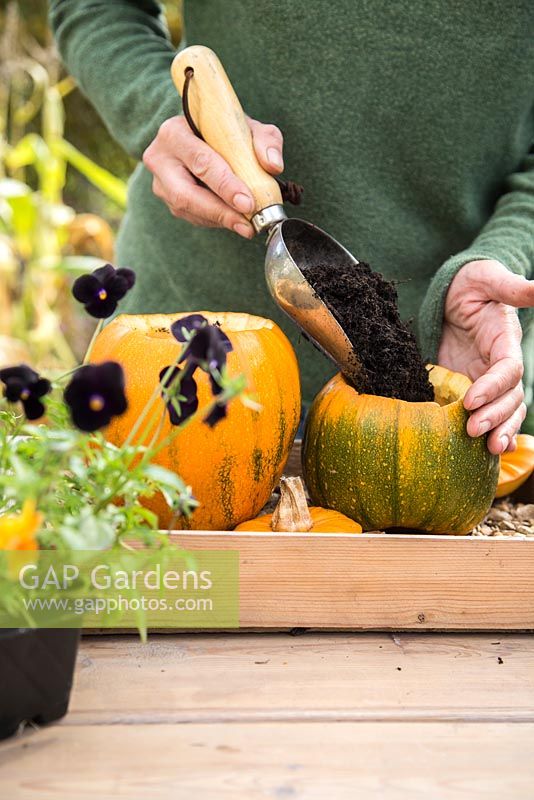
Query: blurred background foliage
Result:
<box><xmin>0</xmin><ymin>0</ymin><xmax>181</xmax><ymax>368</ymax></box>
<box><xmin>0</xmin><ymin>0</ymin><xmax>182</xmax><ymax>222</ymax></box>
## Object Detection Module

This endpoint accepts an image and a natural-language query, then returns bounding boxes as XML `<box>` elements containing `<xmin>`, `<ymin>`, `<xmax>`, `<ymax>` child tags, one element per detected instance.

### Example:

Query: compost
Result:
<box><xmin>303</xmin><ymin>260</ymin><xmax>434</xmax><ymax>402</ymax></box>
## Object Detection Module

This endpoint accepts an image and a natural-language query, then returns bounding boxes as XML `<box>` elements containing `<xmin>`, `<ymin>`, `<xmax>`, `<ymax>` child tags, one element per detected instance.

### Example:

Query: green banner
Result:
<box><xmin>0</xmin><ymin>548</ymin><xmax>239</xmax><ymax>629</ymax></box>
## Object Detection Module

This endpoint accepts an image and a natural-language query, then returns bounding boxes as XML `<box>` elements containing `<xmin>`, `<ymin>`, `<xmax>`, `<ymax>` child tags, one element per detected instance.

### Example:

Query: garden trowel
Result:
<box><xmin>171</xmin><ymin>46</ymin><xmax>361</xmax><ymax>383</ymax></box>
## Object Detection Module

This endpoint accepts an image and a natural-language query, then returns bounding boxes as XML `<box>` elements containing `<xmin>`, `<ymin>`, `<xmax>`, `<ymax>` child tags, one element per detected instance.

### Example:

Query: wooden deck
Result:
<box><xmin>2</xmin><ymin>631</ymin><xmax>534</xmax><ymax>798</ymax></box>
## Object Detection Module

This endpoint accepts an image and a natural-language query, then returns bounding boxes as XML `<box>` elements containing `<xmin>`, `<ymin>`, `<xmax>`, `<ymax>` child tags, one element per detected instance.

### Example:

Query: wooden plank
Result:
<box><xmin>1</xmin><ymin>722</ymin><xmax>533</xmax><ymax>799</ymax></box>
<box><xmin>69</xmin><ymin>633</ymin><xmax>534</xmax><ymax>724</ymax></box>
<box><xmin>85</xmin><ymin>440</ymin><xmax>531</xmax><ymax>633</ymax></box>
<box><xmin>164</xmin><ymin>532</ymin><xmax>534</xmax><ymax>630</ymax></box>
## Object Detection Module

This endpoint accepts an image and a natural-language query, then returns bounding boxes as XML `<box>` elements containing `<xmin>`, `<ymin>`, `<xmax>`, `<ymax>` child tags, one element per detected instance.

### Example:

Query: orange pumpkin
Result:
<box><xmin>91</xmin><ymin>312</ymin><xmax>300</xmax><ymax>529</ymax></box>
<box><xmin>235</xmin><ymin>477</ymin><xmax>363</xmax><ymax>533</ymax></box>
<box><xmin>496</xmin><ymin>434</ymin><xmax>534</xmax><ymax>498</ymax></box>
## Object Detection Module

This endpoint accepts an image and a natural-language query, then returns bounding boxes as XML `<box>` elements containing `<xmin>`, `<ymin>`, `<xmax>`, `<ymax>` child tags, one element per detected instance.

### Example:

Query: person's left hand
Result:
<box><xmin>438</xmin><ymin>259</ymin><xmax>534</xmax><ymax>455</ymax></box>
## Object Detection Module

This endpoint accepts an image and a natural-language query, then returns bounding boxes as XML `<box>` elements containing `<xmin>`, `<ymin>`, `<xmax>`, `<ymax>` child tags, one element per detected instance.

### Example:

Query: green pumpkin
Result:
<box><xmin>302</xmin><ymin>366</ymin><xmax>499</xmax><ymax>534</ymax></box>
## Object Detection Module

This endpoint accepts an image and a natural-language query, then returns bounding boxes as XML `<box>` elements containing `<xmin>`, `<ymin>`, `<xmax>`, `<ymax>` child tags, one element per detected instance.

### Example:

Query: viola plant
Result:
<box><xmin>72</xmin><ymin>264</ymin><xmax>136</xmax><ymax>319</ymax></box>
<box><xmin>0</xmin><ymin>263</ymin><xmax>245</xmax><ymax>623</ymax></box>
<box><xmin>0</xmin><ymin>366</ymin><xmax>52</xmax><ymax>421</ymax></box>
<box><xmin>71</xmin><ymin>263</ymin><xmax>137</xmax><ymax>365</ymax></box>
<box><xmin>64</xmin><ymin>361</ymin><xmax>128</xmax><ymax>432</ymax></box>
<box><xmin>161</xmin><ymin>313</ymin><xmax>234</xmax><ymax>427</ymax></box>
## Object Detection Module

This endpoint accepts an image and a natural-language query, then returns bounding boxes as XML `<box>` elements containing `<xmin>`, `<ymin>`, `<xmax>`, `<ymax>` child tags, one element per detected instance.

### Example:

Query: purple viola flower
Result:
<box><xmin>0</xmin><ymin>364</ymin><xmax>51</xmax><ymax>420</ymax></box>
<box><xmin>170</xmin><ymin>314</ymin><xmax>210</xmax><ymax>342</ymax></box>
<box><xmin>163</xmin><ymin>314</ymin><xmax>233</xmax><ymax>428</ymax></box>
<box><xmin>171</xmin><ymin>314</ymin><xmax>232</xmax><ymax>372</ymax></box>
<box><xmin>204</xmin><ymin>376</ymin><xmax>227</xmax><ymax>428</ymax></box>
<box><xmin>159</xmin><ymin>363</ymin><xmax>198</xmax><ymax>426</ymax></box>
<box><xmin>183</xmin><ymin>325</ymin><xmax>232</xmax><ymax>372</ymax></box>
<box><xmin>64</xmin><ymin>362</ymin><xmax>127</xmax><ymax>432</ymax></box>
<box><xmin>72</xmin><ymin>263</ymin><xmax>136</xmax><ymax>318</ymax></box>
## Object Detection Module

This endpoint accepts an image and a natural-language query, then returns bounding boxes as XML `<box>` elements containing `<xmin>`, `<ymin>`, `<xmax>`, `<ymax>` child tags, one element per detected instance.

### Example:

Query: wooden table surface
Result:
<box><xmin>1</xmin><ymin>631</ymin><xmax>534</xmax><ymax>798</ymax></box>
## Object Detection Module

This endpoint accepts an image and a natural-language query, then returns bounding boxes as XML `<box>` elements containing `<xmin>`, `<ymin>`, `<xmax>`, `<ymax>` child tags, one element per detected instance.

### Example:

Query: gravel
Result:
<box><xmin>471</xmin><ymin>502</ymin><xmax>534</xmax><ymax>537</ymax></box>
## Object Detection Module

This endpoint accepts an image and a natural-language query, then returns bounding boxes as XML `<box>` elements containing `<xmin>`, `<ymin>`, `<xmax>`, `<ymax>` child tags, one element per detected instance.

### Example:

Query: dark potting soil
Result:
<box><xmin>303</xmin><ymin>261</ymin><xmax>434</xmax><ymax>402</ymax></box>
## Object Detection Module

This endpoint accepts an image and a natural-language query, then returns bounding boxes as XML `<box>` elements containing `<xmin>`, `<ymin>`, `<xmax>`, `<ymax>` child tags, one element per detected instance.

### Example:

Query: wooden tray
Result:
<box><xmin>164</xmin><ymin>445</ymin><xmax>533</xmax><ymax>632</ymax></box>
<box><xmin>168</xmin><ymin>530</ymin><xmax>534</xmax><ymax>631</ymax></box>
<box><xmin>96</xmin><ymin>445</ymin><xmax>534</xmax><ymax>633</ymax></box>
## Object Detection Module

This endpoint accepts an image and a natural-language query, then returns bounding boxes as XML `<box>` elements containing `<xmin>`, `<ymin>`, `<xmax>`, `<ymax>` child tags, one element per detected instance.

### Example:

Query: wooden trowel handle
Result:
<box><xmin>171</xmin><ymin>46</ymin><xmax>283</xmax><ymax>219</ymax></box>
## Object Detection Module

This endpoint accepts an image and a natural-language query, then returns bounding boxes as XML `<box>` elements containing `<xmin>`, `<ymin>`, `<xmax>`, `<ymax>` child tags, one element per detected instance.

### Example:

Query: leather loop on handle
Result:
<box><xmin>172</xmin><ymin>46</ymin><xmax>283</xmax><ymax>218</ymax></box>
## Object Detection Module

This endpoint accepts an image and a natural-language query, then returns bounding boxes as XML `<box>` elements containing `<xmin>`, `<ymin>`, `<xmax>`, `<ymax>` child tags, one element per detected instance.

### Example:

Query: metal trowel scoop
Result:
<box><xmin>172</xmin><ymin>46</ymin><xmax>360</xmax><ymax>383</ymax></box>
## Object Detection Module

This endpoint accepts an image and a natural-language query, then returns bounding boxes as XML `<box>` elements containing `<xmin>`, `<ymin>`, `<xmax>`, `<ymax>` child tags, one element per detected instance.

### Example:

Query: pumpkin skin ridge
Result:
<box><xmin>245</xmin><ymin>322</ymin><xmax>300</xmax><ymax>502</ymax></box>
<box><xmin>340</xmin><ymin>396</ymin><xmax>370</xmax><ymax>528</ymax></box>
<box><xmin>351</xmin><ymin>400</ymin><xmax>392</xmax><ymax>528</ymax></box>
<box><xmin>411</xmin><ymin>395</ymin><xmax>451</xmax><ymax>532</ymax></box>
<box><xmin>91</xmin><ymin>312</ymin><xmax>300</xmax><ymax>530</ymax></box>
<box><xmin>346</xmin><ymin>394</ymin><xmax>371</xmax><ymax>528</ymax></box>
<box><xmin>302</xmin><ymin>368</ymin><xmax>499</xmax><ymax>534</ymax></box>
<box><xmin>390</xmin><ymin>401</ymin><xmax>402</xmax><ymax>526</ymax></box>
<box><xmin>302</xmin><ymin>376</ymin><xmax>375</xmax><ymax>527</ymax></box>
<box><xmin>440</xmin><ymin>402</ymin><xmax>497</xmax><ymax>533</ymax></box>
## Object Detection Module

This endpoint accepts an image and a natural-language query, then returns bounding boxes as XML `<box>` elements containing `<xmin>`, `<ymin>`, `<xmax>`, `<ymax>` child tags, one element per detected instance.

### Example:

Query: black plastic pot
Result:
<box><xmin>0</xmin><ymin>627</ymin><xmax>80</xmax><ymax>740</ymax></box>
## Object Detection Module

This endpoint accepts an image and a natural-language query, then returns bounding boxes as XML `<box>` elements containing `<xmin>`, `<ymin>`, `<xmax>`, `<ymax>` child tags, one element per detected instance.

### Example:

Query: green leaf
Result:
<box><xmin>0</xmin><ymin>178</ymin><xmax>36</xmax><ymax>238</ymax></box>
<box><xmin>9</xmin><ymin>453</ymin><xmax>37</xmax><ymax>484</ymax></box>
<box><xmin>52</xmin><ymin>139</ymin><xmax>128</xmax><ymax>208</ymax></box>
<box><xmin>68</xmin><ymin>455</ymin><xmax>88</xmax><ymax>479</ymax></box>
<box><xmin>143</xmin><ymin>464</ymin><xmax>198</xmax><ymax>516</ymax></box>
<box><xmin>144</xmin><ymin>464</ymin><xmax>189</xmax><ymax>493</ymax></box>
<box><xmin>59</xmin><ymin>507</ymin><xmax>118</xmax><ymax>551</ymax></box>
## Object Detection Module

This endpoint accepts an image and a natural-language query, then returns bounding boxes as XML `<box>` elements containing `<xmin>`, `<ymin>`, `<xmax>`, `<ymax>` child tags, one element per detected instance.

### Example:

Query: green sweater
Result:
<box><xmin>50</xmin><ymin>0</ymin><xmax>534</xmax><ymax>425</ymax></box>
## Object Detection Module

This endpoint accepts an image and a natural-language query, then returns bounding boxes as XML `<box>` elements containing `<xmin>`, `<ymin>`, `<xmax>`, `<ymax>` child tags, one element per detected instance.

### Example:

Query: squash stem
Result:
<box><xmin>271</xmin><ymin>477</ymin><xmax>313</xmax><ymax>532</ymax></box>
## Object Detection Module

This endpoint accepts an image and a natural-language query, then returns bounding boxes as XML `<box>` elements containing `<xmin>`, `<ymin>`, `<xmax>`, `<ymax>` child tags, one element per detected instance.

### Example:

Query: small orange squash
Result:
<box><xmin>91</xmin><ymin>312</ymin><xmax>300</xmax><ymax>530</ymax></box>
<box><xmin>234</xmin><ymin>477</ymin><xmax>363</xmax><ymax>533</ymax></box>
<box><xmin>496</xmin><ymin>434</ymin><xmax>534</xmax><ymax>498</ymax></box>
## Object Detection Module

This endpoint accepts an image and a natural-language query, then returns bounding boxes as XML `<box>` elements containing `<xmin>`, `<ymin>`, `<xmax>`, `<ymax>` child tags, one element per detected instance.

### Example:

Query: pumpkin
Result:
<box><xmin>234</xmin><ymin>477</ymin><xmax>363</xmax><ymax>533</ymax></box>
<box><xmin>302</xmin><ymin>365</ymin><xmax>500</xmax><ymax>534</ymax></box>
<box><xmin>91</xmin><ymin>312</ymin><xmax>300</xmax><ymax>529</ymax></box>
<box><xmin>496</xmin><ymin>434</ymin><xmax>534</xmax><ymax>498</ymax></box>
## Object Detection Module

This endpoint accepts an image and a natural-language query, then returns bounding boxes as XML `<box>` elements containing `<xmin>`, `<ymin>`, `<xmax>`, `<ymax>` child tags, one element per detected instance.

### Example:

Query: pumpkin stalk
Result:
<box><xmin>271</xmin><ymin>477</ymin><xmax>313</xmax><ymax>532</ymax></box>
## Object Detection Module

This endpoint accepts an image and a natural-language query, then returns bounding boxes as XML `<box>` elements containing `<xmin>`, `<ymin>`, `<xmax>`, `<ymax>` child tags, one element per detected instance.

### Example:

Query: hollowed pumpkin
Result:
<box><xmin>91</xmin><ymin>312</ymin><xmax>300</xmax><ymax>530</ymax></box>
<box><xmin>235</xmin><ymin>476</ymin><xmax>363</xmax><ymax>533</ymax></box>
<box><xmin>302</xmin><ymin>365</ymin><xmax>500</xmax><ymax>534</ymax></box>
<box><xmin>496</xmin><ymin>434</ymin><xmax>534</xmax><ymax>498</ymax></box>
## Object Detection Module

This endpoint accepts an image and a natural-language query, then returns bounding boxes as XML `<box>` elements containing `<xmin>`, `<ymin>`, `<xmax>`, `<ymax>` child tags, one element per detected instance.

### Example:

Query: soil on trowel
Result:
<box><xmin>303</xmin><ymin>261</ymin><xmax>434</xmax><ymax>402</ymax></box>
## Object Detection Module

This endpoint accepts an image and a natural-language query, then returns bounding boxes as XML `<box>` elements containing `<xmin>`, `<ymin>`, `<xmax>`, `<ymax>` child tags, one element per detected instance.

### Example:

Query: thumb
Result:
<box><xmin>248</xmin><ymin>118</ymin><xmax>284</xmax><ymax>175</ymax></box>
<box><xmin>484</xmin><ymin>263</ymin><xmax>534</xmax><ymax>308</ymax></box>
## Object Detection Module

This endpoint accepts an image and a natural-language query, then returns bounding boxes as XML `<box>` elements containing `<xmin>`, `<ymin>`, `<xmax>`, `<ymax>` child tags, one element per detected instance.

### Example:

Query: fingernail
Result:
<box><xmin>499</xmin><ymin>435</ymin><xmax>509</xmax><ymax>452</ymax></box>
<box><xmin>233</xmin><ymin>222</ymin><xmax>254</xmax><ymax>239</ymax></box>
<box><xmin>267</xmin><ymin>147</ymin><xmax>283</xmax><ymax>171</ymax></box>
<box><xmin>478</xmin><ymin>420</ymin><xmax>492</xmax><ymax>435</ymax></box>
<box><xmin>469</xmin><ymin>394</ymin><xmax>487</xmax><ymax>409</ymax></box>
<box><xmin>232</xmin><ymin>192</ymin><xmax>253</xmax><ymax>214</ymax></box>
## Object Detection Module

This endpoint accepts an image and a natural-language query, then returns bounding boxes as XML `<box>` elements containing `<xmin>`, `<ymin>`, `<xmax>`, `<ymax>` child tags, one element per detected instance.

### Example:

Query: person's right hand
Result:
<box><xmin>143</xmin><ymin>115</ymin><xmax>284</xmax><ymax>239</ymax></box>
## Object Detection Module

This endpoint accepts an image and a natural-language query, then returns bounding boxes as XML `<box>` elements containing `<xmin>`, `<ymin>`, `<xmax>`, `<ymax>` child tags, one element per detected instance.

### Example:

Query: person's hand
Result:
<box><xmin>438</xmin><ymin>259</ymin><xmax>534</xmax><ymax>455</ymax></box>
<box><xmin>142</xmin><ymin>115</ymin><xmax>284</xmax><ymax>238</ymax></box>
